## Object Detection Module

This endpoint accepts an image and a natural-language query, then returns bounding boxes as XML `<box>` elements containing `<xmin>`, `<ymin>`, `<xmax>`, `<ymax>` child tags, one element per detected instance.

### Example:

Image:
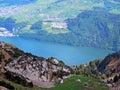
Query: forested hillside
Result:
<box><xmin>66</xmin><ymin>11</ymin><xmax>120</xmax><ymax>50</ymax></box>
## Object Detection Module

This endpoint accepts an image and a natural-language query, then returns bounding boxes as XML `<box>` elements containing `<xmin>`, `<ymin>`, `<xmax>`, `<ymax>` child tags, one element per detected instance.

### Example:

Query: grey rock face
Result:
<box><xmin>0</xmin><ymin>41</ymin><xmax>71</xmax><ymax>88</ymax></box>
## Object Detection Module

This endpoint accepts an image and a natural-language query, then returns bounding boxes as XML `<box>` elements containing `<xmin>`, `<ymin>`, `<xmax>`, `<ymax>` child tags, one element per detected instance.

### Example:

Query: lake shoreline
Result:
<box><xmin>0</xmin><ymin>36</ymin><xmax>113</xmax><ymax>65</ymax></box>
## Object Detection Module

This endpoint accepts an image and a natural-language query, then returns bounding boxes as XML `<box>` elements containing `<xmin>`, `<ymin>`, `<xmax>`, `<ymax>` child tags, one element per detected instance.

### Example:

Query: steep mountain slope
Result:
<box><xmin>99</xmin><ymin>51</ymin><xmax>120</xmax><ymax>75</ymax></box>
<box><xmin>66</xmin><ymin>11</ymin><xmax>120</xmax><ymax>50</ymax></box>
<box><xmin>0</xmin><ymin>41</ymin><xmax>72</xmax><ymax>88</ymax></box>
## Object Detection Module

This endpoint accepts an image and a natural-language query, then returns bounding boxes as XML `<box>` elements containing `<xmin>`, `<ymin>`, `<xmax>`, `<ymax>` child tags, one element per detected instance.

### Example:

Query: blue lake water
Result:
<box><xmin>0</xmin><ymin>37</ymin><xmax>113</xmax><ymax>65</ymax></box>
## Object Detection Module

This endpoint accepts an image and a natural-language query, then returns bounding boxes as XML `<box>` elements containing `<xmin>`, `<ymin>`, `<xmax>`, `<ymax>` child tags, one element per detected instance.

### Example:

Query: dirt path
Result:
<box><xmin>32</xmin><ymin>80</ymin><xmax>55</xmax><ymax>88</ymax></box>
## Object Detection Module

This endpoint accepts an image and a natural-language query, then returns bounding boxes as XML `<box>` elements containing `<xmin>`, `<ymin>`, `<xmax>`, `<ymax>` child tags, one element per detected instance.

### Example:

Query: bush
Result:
<box><xmin>0</xmin><ymin>80</ymin><xmax>15</xmax><ymax>90</ymax></box>
<box><xmin>4</xmin><ymin>71</ymin><xmax>33</xmax><ymax>88</ymax></box>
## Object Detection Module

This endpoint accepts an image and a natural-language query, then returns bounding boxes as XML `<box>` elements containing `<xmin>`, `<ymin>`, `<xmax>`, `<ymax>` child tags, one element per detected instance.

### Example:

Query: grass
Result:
<box><xmin>42</xmin><ymin>21</ymin><xmax>69</xmax><ymax>34</ymax></box>
<box><xmin>46</xmin><ymin>75</ymin><xmax>108</xmax><ymax>90</ymax></box>
<box><xmin>2</xmin><ymin>75</ymin><xmax>108</xmax><ymax>90</ymax></box>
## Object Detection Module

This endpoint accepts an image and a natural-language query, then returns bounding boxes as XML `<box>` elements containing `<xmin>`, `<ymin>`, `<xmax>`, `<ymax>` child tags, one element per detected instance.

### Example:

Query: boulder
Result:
<box><xmin>76</xmin><ymin>79</ymin><xmax>81</xmax><ymax>83</ymax></box>
<box><xmin>60</xmin><ymin>79</ymin><xmax>64</xmax><ymax>84</ymax></box>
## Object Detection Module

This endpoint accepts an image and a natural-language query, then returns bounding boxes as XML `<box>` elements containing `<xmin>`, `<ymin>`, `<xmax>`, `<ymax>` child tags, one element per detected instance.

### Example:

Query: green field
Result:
<box><xmin>2</xmin><ymin>75</ymin><xmax>109</xmax><ymax>90</ymax></box>
<box><xmin>47</xmin><ymin>75</ymin><xmax>108</xmax><ymax>90</ymax></box>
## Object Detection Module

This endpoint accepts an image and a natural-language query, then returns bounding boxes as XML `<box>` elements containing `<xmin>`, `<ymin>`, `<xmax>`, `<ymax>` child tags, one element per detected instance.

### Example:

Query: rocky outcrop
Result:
<box><xmin>0</xmin><ymin>41</ymin><xmax>72</xmax><ymax>88</ymax></box>
<box><xmin>98</xmin><ymin>51</ymin><xmax>120</xmax><ymax>75</ymax></box>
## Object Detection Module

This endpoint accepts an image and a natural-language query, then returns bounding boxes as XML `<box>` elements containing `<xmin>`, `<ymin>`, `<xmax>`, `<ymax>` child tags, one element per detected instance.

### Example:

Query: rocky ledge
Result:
<box><xmin>0</xmin><ymin>41</ymin><xmax>72</xmax><ymax>88</ymax></box>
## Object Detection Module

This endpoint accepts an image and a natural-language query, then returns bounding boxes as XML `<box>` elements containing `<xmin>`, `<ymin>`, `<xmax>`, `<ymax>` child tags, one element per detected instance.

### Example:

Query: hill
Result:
<box><xmin>98</xmin><ymin>51</ymin><xmax>120</xmax><ymax>79</ymax></box>
<box><xmin>66</xmin><ymin>11</ymin><xmax>120</xmax><ymax>50</ymax></box>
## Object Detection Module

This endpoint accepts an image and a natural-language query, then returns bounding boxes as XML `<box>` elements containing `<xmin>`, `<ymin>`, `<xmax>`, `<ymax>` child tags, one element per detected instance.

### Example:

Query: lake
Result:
<box><xmin>0</xmin><ymin>36</ymin><xmax>113</xmax><ymax>65</ymax></box>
